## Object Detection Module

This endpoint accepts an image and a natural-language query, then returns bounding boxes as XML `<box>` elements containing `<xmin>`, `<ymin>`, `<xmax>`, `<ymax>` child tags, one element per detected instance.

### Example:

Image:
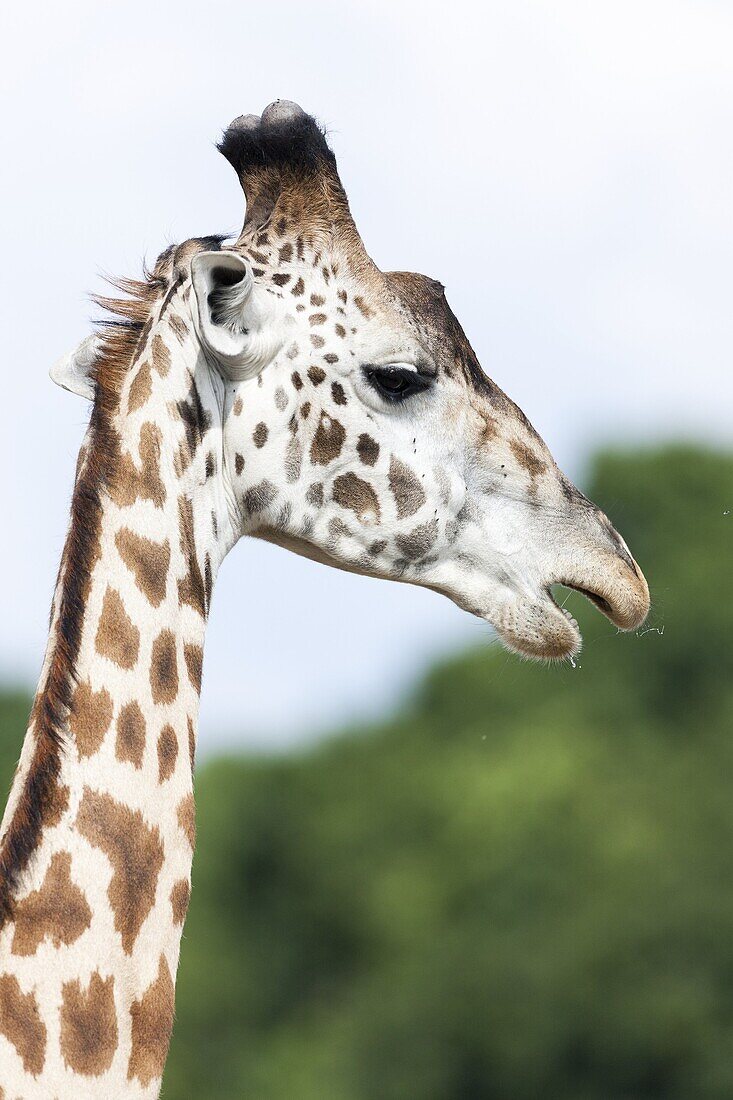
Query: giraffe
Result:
<box><xmin>0</xmin><ymin>101</ymin><xmax>649</xmax><ymax>1097</ymax></box>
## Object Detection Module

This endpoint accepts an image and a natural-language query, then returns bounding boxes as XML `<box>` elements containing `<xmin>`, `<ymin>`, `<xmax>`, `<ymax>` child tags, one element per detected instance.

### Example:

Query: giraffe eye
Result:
<box><xmin>364</xmin><ymin>365</ymin><xmax>431</xmax><ymax>403</ymax></box>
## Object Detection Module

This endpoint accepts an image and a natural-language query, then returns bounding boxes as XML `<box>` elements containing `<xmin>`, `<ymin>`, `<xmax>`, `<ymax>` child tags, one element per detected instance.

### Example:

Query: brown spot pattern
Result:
<box><xmin>69</xmin><ymin>680</ymin><xmax>113</xmax><ymax>759</ymax></box>
<box><xmin>60</xmin><ymin>972</ymin><xmax>118</xmax><ymax>1076</ymax></box>
<box><xmin>395</xmin><ymin>517</ymin><xmax>440</xmax><ymax>560</ymax></box>
<box><xmin>11</xmin><ymin>852</ymin><xmax>91</xmax><ymax>957</ymax></box>
<box><xmin>44</xmin><ymin>782</ymin><xmax>70</xmax><ymax>829</ymax></box>
<box><xmin>328</xmin><ymin>517</ymin><xmax>352</xmax><ymax>541</ymax></box>
<box><xmin>116</xmin><ymin>701</ymin><xmax>145</xmax><ymax>768</ymax></box>
<box><xmin>115</xmin><ymin>528</ymin><xmax>170</xmax><ymax>607</ymax></box>
<box><xmin>127</xmin><ymin>361</ymin><xmax>152</xmax><ymax>413</ymax></box>
<box><xmin>150</xmin><ymin>630</ymin><xmax>178</xmax><ymax>705</ymax></box>
<box><xmin>157</xmin><ymin>726</ymin><xmax>178</xmax><ymax>783</ymax></box>
<box><xmin>310</xmin><ymin>413</ymin><xmax>345</xmax><ymax>465</ymax></box>
<box><xmin>95</xmin><ymin>587</ymin><xmax>140</xmax><ymax>669</ymax></box>
<box><xmin>177</xmin><ymin>497</ymin><xmax>207</xmax><ymax>618</ymax></box>
<box><xmin>306</xmin><ymin>482</ymin><xmax>324</xmax><ymax>507</ymax></box>
<box><xmin>332</xmin><ymin>473</ymin><xmax>381</xmax><ymax>523</ymax></box>
<box><xmin>357</xmin><ymin>434</ymin><xmax>380</xmax><ymax>467</ymax></box>
<box><xmin>0</xmin><ymin>974</ymin><xmax>46</xmax><ymax>1075</ymax></box>
<box><xmin>76</xmin><ymin>788</ymin><xmax>164</xmax><ymax>954</ymax></box>
<box><xmin>307</xmin><ymin>366</ymin><xmax>325</xmax><ymax>385</ymax></box>
<box><xmin>389</xmin><ymin>456</ymin><xmax>426</xmax><ymax>518</ymax></box>
<box><xmin>170</xmin><ymin>879</ymin><xmax>190</xmax><ymax>925</ymax></box>
<box><xmin>253</xmin><ymin>422</ymin><xmax>269</xmax><ymax>448</ymax></box>
<box><xmin>184</xmin><ymin>644</ymin><xmax>203</xmax><ymax>693</ymax></box>
<box><xmin>243</xmin><ymin>480</ymin><xmax>278</xmax><ymax>516</ymax></box>
<box><xmin>151</xmin><ymin>334</ymin><xmax>170</xmax><ymax>376</ymax></box>
<box><xmin>510</xmin><ymin>439</ymin><xmax>548</xmax><ymax>480</ymax></box>
<box><xmin>127</xmin><ymin>955</ymin><xmax>175</xmax><ymax>1087</ymax></box>
<box><xmin>111</xmin><ymin>423</ymin><xmax>166</xmax><ymax>509</ymax></box>
<box><xmin>285</xmin><ymin>437</ymin><xmax>303</xmax><ymax>483</ymax></box>
<box><xmin>177</xmin><ymin>793</ymin><xmax>196</xmax><ymax>849</ymax></box>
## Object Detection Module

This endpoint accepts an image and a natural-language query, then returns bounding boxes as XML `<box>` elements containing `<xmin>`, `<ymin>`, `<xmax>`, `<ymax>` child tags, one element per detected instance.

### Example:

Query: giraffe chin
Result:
<box><xmin>491</xmin><ymin>593</ymin><xmax>583</xmax><ymax>663</ymax></box>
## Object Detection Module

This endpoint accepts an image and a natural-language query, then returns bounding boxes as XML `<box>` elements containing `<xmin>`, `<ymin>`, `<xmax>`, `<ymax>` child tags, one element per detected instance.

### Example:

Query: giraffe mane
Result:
<box><xmin>92</xmin><ymin>247</ymin><xmax>176</xmax><ymax>394</ymax></box>
<box><xmin>0</xmin><ymin>250</ymin><xmax>179</xmax><ymax>926</ymax></box>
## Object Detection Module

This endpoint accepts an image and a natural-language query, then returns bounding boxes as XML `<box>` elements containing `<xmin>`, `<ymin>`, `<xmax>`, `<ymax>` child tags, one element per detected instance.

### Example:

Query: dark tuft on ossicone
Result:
<box><xmin>218</xmin><ymin>103</ymin><xmax>335</xmax><ymax>182</ymax></box>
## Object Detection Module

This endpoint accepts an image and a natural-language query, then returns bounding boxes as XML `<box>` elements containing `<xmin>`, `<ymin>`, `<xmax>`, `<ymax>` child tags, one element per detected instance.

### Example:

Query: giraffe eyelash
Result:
<box><xmin>363</xmin><ymin>364</ymin><xmax>433</xmax><ymax>403</ymax></box>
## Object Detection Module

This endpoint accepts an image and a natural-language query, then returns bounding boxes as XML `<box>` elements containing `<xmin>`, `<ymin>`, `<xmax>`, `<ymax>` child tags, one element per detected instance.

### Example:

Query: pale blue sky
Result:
<box><xmin>2</xmin><ymin>1</ymin><xmax>731</xmax><ymax>750</ymax></box>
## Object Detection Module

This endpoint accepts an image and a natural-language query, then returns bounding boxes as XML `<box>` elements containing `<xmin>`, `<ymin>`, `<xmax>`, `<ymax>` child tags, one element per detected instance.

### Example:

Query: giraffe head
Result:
<box><xmin>57</xmin><ymin>101</ymin><xmax>649</xmax><ymax>660</ymax></box>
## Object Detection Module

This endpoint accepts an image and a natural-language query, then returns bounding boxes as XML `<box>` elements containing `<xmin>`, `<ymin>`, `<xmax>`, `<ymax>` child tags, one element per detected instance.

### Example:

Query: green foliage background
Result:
<box><xmin>0</xmin><ymin>446</ymin><xmax>730</xmax><ymax>1097</ymax></box>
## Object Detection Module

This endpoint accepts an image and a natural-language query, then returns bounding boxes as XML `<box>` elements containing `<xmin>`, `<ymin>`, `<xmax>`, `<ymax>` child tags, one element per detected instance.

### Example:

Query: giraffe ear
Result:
<box><xmin>190</xmin><ymin>250</ymin><xmax>289</xmax><ymax>380</ymax></box>
<box><xmin>50</xmin><ymin>334</ymin><xmax>100</xmax><ymax>401</ymax></box>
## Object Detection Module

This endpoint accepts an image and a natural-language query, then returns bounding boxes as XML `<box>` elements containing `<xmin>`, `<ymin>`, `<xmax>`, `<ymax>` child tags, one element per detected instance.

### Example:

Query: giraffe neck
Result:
<box><xmin>0</xmin><ymin>283</ymin><xmax>232</xmax><ymax>1097</ymax></box>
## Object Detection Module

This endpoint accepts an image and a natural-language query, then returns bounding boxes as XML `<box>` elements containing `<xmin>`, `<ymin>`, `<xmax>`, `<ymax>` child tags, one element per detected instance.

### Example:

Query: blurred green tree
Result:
<box><xmin>0</xmin><ymin>690</ymin><xmax>33</xmax><ymax>810</ymax></box>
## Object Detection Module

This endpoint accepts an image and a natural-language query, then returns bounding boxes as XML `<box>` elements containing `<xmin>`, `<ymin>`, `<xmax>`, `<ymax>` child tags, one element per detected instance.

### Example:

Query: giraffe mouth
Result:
<box><xmin>554</xmin><ymin>569</ymin><xmax>649</xmax><ymax>632</ymax></box>
<box><xmin>490</xmin><ymin>558</ymin><xmax>649</xmax><ymax>662</ymax></box>
<box><xmin>554</xmin><ymin>582</ymin><xmax>614</xmax><ymax>620</ymax></box>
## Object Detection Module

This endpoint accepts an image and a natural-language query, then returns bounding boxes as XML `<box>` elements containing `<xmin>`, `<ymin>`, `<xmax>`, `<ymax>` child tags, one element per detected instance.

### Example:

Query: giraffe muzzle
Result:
<box><xmin>555</xmin><ymin>550</ymin><xmax>650</xmax><ymax>633</ymax></box>
<box><xmin>485</xmin><ymin>517</ymin><xmax>650</xmax><ymax>661</ymax></box>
